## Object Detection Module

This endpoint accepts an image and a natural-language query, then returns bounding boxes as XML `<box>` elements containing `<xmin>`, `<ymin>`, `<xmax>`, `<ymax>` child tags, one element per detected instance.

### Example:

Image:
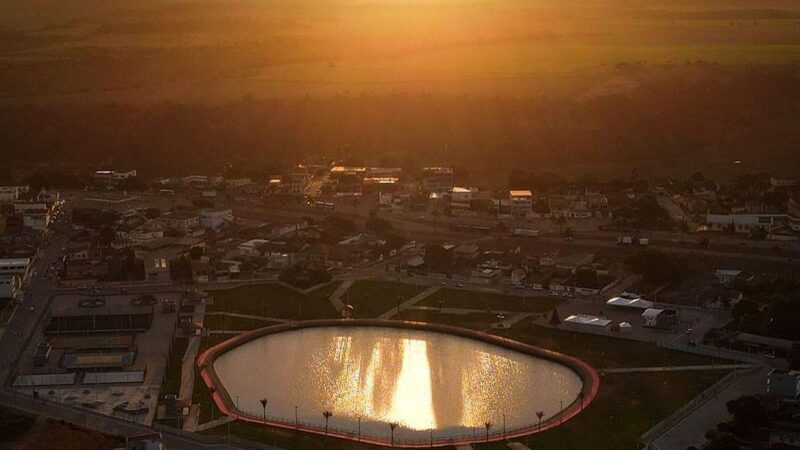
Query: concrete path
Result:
<box><xmin>378</xmin><ymin>286</ymin><xmax>440</xmax><ymax>319</ymax></box>
<box><xmin>207</xmin><ymin>330</ymin><xmax>245</xmax><ymax>335</ymax></box>
<box><xmin>604</xmin><ymin>364</ymin><xmax>752</xmax><ymax>374</ymax></box>
<box><xmin>328</xmin><ymin>279</ymin><xmax>354</xmax><ymax>314</ymax></box>
<box><xmin>650</xmin><ymin>365</ymin><xmax>770</xmax><ymax>450</ymax></box>
<box><xmin>507</xmin><ymin>443</ymin><xmax>530</xmax><ymax>450</ymax></box>
<box><xmin>194</xmin><ymin>414</ymin><xmax>235</xmax><ymax>433</ymax></box>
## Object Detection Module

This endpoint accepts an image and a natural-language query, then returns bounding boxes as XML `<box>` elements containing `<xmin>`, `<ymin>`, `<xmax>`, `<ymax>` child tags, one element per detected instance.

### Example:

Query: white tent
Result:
<box><xmin>618</xmin><ymin>322</ymin><xmax>632</xmax><ymax>333</ymax></box>
<box><xmin>606</xmin><ymin>296</ymin><xmax>654</xmax><ymax>310</ymax></box>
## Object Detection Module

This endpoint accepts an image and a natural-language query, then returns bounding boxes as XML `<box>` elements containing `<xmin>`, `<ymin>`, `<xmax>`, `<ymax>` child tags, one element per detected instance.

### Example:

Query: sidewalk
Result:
<box><xmin>378</xmin><ymin>286</ymin><xmax>439</xmax><ymax>319</ymax></box>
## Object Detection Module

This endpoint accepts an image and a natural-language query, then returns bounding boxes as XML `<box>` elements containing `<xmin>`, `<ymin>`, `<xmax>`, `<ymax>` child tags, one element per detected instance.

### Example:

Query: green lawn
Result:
<box><xmin>342</xmin><ymin>280</ymin><xmax>427</xmax><ymax>318</ymax></box>
<box><xmin>418</xmin><ymin>288</ymin><xmax>562</xmax><ymax>314</ymax></box>
<box><xmin>486</xmin><ymin>370</ymin><xmax>729</xmax><ymax>450</ymax></box>
<box><xmin>209</xmin><ymin>283</ymin><xmax>339</xmax><ymax>320</ymax></box>
<box><xmin>160</xmin><ymin>337</ymin><xmax>189</xmax><ymax>399</ymax></box>
<box><xmin>404</xmin><ymin>308</ymin><xmax>501</xmax><ymax>331</ymax></box>
<box><xmin>506</xmin><ymin>320</ymin><xmax>727</xmax><ymax>369</ymax></box>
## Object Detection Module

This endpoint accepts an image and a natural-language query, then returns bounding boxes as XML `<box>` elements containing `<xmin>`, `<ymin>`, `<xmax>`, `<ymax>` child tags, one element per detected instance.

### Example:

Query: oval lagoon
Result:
<box><xmin>212</xmin><ymin>325</ymin><xmax>583</xmax><ymax>440</ymax></box>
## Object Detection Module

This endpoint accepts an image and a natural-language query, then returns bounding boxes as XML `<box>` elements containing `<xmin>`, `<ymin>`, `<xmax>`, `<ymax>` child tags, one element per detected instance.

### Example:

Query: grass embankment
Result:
<box><xmin>341</xmin><ymin>280</ymin><xmax>427</xmax><ymax>318</ymax></box>
<box><xmin>203</xmin><ymin>315</ymin><xmax>280</xmax><ymax>331</ymax></box>
<box><xmin>209</xmin><ymin>282</ymin><xmax>340</xmax><ymax>320</ymax></box>
<box><xmin>418</xmin><ymin>288</ymin><xmax>562</xmax><ymax>313</ymax></box>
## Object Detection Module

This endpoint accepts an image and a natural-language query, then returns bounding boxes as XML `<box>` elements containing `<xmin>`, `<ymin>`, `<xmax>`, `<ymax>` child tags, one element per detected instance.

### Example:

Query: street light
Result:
<box><xmin>389</xmin><ymin>422</ymin><xmax>398</xmax><ymax>449</ymax></box>
<box><xmin>484</xmin><ymin>422</ymin><xmax>492</xmax><ymax>448</ymax></box>
<box><xmin>259</xmin><ymin>398</ymin><xmax>268</xmax><ymax>439</ymax></box>
<box><xmin>323</xmin><ymin>410</ymin><xmax>332</xmax><ymax>435</ymax></box>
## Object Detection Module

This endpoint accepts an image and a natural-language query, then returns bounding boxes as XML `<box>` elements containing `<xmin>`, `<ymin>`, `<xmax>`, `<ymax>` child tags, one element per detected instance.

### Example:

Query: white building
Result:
<box><xmin>450</xmin><ymin>187</ymin><xmax>475</xmax><ymax>210</ymax></box>
<box><xmin>770</xmin><ymin>177</ymin><xmax>797</xmax><ymax>189</ymax></box>
<box><xmin>0</xmin><ymin>258</ymin><xmax>30</xmax><ymax>278</ymax></box>
<box><xmin>112</xmin><ymin>169</ymin><xmax>138</xmax><ymax>182</ymax></box>
<box><xmin>23</xmin><ymin>210</ymin><xmax>50</xmax><ymax>230</ymax></box>
<box><xmin>705</xmin><ymin>212</ymin><xmax>790</xmax><ymax>233</ymax></box>
<box><xmin>509</xmin><ymin>190</ymin><xmax>533</xmax><ymax>218</ymax></box>
<box><xmin>0</xmin><ymin>274</ymin><xmax>21</xmax><ymax>299</ymax></box>
<box><xmin>200</xmin><ymin>209</ymin><xmax>233</xmax><ymax>230</ymax></box>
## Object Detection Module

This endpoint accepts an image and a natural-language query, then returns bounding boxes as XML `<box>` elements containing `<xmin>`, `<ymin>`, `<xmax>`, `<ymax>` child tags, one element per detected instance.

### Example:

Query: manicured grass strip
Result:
<box><xmin>210</xmin><ymin>283</ymin><xmax>339</xmax><ymax>320</ymax></box>
<box><xmin>418</xmin><ymin>287</ymin><xmax>562</xmax><ymax>313</ymax></box>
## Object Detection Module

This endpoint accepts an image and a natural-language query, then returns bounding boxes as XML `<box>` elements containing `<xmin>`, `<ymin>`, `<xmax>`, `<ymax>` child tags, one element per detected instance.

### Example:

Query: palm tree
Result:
<box><xmin>484</xmin><ymin>421</ymin><xmax>492</xmax><ymax>448</ymax></box>
<box><xmin>536</xmin><ymin>411</ymin><xmax>544</xmax><ymax>431</ymax></box>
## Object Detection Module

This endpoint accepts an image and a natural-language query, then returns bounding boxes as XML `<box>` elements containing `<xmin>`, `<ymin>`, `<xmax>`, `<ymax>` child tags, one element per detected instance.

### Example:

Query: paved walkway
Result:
<box><xmin>378</xmin><ymin>286</ymin><xmax>439</xmax><ymax>319</ymax></box>
<box><xmin>194</xmin><ymin>414</ymin><xmax>235</xmax><ymax>433</ymax></box>
<box><xmin>604</xmin><ymin>364</ymin><xmax>752</xmax><ymax>374</ymax></box>
<box><xmin>328</xmin><ymin>279</ymin><xmax>354</xmax><ymax>314</ymax></box>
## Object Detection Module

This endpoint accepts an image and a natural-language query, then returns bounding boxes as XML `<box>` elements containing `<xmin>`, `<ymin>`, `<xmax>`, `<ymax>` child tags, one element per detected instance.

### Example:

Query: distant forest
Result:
<box><xmin>2</xmin><ymin>65</ymin><xmax>799</xmax><ymax>181</ymax></box>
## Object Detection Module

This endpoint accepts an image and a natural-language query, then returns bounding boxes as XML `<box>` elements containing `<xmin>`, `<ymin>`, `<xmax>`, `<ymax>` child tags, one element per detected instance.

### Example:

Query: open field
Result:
<box><xmin>2</xmin><ymin>1</ymin><xmax>800</xmax><ymax>102</ymax></box>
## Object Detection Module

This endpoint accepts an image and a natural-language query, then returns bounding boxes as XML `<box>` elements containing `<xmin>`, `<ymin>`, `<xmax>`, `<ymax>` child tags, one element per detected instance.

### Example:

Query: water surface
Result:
<box><xmin>213</xmin><ymin>326</ymin><xmax>582</xmax><ymax>440</ymax></box>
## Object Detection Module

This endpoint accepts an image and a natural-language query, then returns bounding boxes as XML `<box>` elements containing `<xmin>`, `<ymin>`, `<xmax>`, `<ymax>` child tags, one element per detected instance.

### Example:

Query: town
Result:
<box><xmin>0</xmin><ymin>164</ymin><xmax>799</xmax><ymax>450</ymax></box>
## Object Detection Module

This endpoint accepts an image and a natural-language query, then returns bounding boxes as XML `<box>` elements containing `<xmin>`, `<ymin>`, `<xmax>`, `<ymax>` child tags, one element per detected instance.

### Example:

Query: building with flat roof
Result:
<box><xmin>705</xmin><ymin>212</ymin><xmax>791</xmax><ymax>234</ymax></box>
<box><xmin>421</xmin><ymin>167</ymin><xmax>454</xmax><ymax>194</ymax></box>
<box><xmin>0</xmin><ymin>258</ymin><xmax>30</xmax><ymax>277</ymax></box>
<box><xmin>768</xmin><ymin>369</ymin><xmax>800</xmax><ymax>399</ymax></box>
<box><xmin>200</xmin><ymin>209</ymin><xmax>233</xmax><ymax>230</ymax></box>
<box><xmin>509</xmin><ymin>190</ymin><xmax>533</xmax><ymax>218</ymax></box>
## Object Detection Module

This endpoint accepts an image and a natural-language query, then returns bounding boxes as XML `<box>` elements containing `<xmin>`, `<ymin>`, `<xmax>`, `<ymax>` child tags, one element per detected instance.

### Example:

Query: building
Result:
<box><xmin>641</xmin><ymin>308</ymin><xmax>679</xmax><ymax>330</ymax></box>
<box><xmin>509</xmin><ymin>190</ymin><xmax>533</xmax><ymax>218</ymax></box>
<box><xmin>0</xmin><ymin>258</ymin><xmax>30</xmax><ymax>278</ymax></box>
<box><xmin>94</xmin><ymin>170</ymin><xmax>115</xmax><ymax>185</ymax></box>
<box><xmin>606</xmin><ymin>296</ymin><xmax>654</xmax><ymax>310</ymax></box>
<box><xmin>450</xmin><ymin>187</ymin><xmax>475</xmax><ymax>210</ymax></box>
<box><xmin>126</xmin><ymin>432</ymin><xmax>165</xmax><ymax>450</ymax></box>
<box><xmin>767</xmin><ymin>369</ymin><xmax>800</xmax><ymax>399</ymax></box>
<box><xmin>0</xmin><ymin>274</ymin><xmax>21</xmax><ymax>299</ymax></box>
<box><xmin>22</xmin><ymin>209</ymin><xmax>50</xmax><ymax>230</ymax></box>
<box><xmin>563</xmin><ymin>314</ymin><xmax>612</xmax><ymax>332</ymax></box>
<box><xmin>705</xmin><ymin>212</ymin><xmax>791</xmax><ymax>234</ymax></box>
<box><xmin>0</xmin><ymin>186</ymin><xmax>22</xmax><ymax>202</ymax></box>
<box><xmin>200</xmin><ymin>209</ymin><xmax>233</xmax><ymax>230</ymax></box>
<box><xmin>239</xmin><ymin>239</ymin><xmax>270</xmax><ymax>257</ymax></box>
<box><xmin>224</xmin><ymin>177</ymin><xmax>252</xmax><ymax>188</ymax></box>
<box><xmin>421</xmin><ymin>167</ymin><xmax>454</xmax><ymax>194</ymax></box>
<box><xmin>156</xmin><ymin>212</ymin><xmax>200</xmax><ymax>233</ymax></box>
<box><xmin>770</xmin><ymin>177</ymin><xmax>798</xmax><ymax>189</ymax></box>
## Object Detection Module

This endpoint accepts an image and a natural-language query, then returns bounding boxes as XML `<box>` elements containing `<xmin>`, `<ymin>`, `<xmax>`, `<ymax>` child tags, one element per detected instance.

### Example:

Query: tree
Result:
<box><xmin>145</xmin><ymin>208</ymin><xmax>161</xmax><ymax>219</ymax></box>
<box><xmin>549</xmin><ymin>308</ymin><xmax>561</xmax><ymax>325</ymax></box>
<box><xmin>423</xmin><ymin>244</ymin><xmax>452</xmax><ymax>271</ymax></box>
<box><xmin>575</xmin><ymin>268</ymin><xmax>598</xmax><ymax>288</ymax></box>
